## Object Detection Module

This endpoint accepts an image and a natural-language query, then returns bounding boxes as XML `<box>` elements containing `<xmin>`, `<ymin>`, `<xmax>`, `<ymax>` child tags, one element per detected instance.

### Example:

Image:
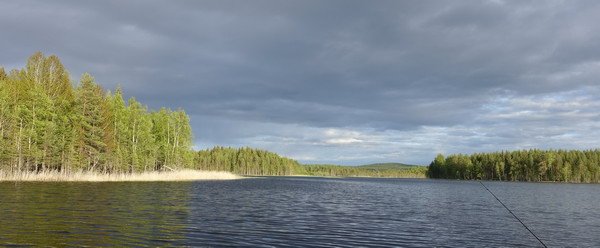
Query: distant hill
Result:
<box><xmin>358</xmin><ymin>163</ymin><xmax>422</xmax><ymax>170</ymax></box>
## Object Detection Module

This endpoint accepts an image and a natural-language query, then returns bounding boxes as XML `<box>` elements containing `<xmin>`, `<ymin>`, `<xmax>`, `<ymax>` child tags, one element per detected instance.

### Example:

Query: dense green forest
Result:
<box><xmin>427</xmin><ymin>149</ymin><xmax>600</xmax><ymax>183</ymax></box>
<box><xmin>0</xmin><ymin>53</ymin><xmax>194</xmax><ymax>173</ymax></box>
<box><xmin>194</xmin><ymin>147</ymin><xmax>427</xmax><ymax>177</ymax></box>
<box><xmin>358</xmin><ymin>162</ymin><xmax>420</xmax><ymax>170</ymax></box>
<box><xmin>0</xmin><ymin>52</ymin><xmax>426</xmax><ymax>179</ymax></box>
<box><xmin>303</xmin><ymin>164</ymin><xmax>427</xmax><ymax>178</ymax></box>
<box><xmin>195</xmin><ymin>146</ymin><xmax>304</xmax><ymax>176</ymax></box>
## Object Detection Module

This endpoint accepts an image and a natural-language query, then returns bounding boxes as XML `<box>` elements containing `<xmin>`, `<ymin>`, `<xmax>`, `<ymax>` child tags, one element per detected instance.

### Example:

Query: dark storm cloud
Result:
<box><xmin>2</xmin><ymin>0</ymin><xmax>600</xmax><ymax>164</ymax></box>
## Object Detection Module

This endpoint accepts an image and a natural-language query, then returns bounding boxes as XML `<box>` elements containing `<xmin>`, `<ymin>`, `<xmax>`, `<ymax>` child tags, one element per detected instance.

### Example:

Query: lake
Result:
<box><xmin>1</xmin><ymin>177</ymin><xmax>599</xmax><ymax>247</ymax></box>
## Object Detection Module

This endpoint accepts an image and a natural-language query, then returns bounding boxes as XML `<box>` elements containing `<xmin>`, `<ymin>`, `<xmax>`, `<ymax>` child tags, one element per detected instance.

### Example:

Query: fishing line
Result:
<box><xmin>479</xmin><ymin>181</ymin><xmax>547</xmax><ymax>248</ymax></box>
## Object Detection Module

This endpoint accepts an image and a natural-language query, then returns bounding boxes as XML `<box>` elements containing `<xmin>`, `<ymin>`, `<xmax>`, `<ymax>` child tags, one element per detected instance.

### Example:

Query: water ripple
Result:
<box><xmin>0</xmin><ymin>178</ymin><xmax>598</xmax><ymax>247</ymax></box>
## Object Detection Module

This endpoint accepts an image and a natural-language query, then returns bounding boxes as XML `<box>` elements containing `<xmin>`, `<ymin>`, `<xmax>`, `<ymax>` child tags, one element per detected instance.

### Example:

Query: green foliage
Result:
<box><xmin>73</xmin><ymin>73</ymin><xmax>107</xmax><ymax>170</ymax></box>
<box><xmin>0</xmin><ymin>67</ymin><xmax>6</xmax><ymax>81</ymax></box>
<box><xmin>358</xmin><ymin>162</ymin><xmax>420</xmax><ymax>170</ymax></box>
<box><xmin>0</xmin><ymin>52</ymin><xmax>193</xmax><ymax>173</ymax></box>
<box><xmin>3</xmin><ymin>53</ymin><xmax>424</xmax><ymax>177</ymax></box>
<box><xmin>0</xmin><ymin>74</ymin><xmax>12</xmax><ymax>163</ymax></box>
<box><xmin>194</xmin><ymin>146</ymin><xmax>304</xmax><ymax>176</ymax></box>
<box><xmin>194</xmin><ymin>147</ymin><xmax>427</xmax><ymax>177</ymax></box>
<box><xmin>427</xmin><ymin>149</ymin><xmax>600</xmax><ymax>183</ymax></box>
<box><xmin>303</xmin><ymin>164</ymin><xmax>427</xmax><ymax>178</ymax></box>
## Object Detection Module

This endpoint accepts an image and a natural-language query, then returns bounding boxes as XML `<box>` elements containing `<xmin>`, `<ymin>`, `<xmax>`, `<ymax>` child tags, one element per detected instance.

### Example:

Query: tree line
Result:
<box><xmin>303</xmin><ymin>164</ymin><xmax>427</xmax><ymax>178</ymax></box>
<box><xmin>194</xmin><ymin>146</ymin><xmax>304</xmax><ymax>175</ymax></box>
<box><xmin>0</xmin><ymin>52</ymin><xmax>193</xmax><ymax>173</ymax></box>
<box><xmin>427</xmin><ymin>149</ymin><xmax>600</xmax><ymax>183</ymax></box>
<box><xmin>1</xmin><ymin>52</ymin><xmax>429</xmax><ymax>179</ymax></box>
<box><xmin>194</xmin><ymin>146</ymin><xmax>428</xmax><ymax>177</ymax></box>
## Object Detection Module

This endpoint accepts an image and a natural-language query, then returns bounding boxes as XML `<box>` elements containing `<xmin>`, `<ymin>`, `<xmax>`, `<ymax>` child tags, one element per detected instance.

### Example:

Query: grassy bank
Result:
<box><xmin>0</xmin><ymin>169</ymin><xmax>241</xmax><ymax>182</ymax></box>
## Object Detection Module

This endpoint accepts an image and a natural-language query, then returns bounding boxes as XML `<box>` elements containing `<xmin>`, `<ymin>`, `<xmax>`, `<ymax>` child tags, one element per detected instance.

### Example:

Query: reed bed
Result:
<box><xmin>0</xmin><ymin>169</ymin><xmax>241</xmax><ymax>182</ymax></box>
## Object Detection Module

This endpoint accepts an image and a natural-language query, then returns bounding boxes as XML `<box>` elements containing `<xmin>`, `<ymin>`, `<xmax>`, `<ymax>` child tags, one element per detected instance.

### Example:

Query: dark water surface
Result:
<box><xmin>1</xmin><ymin>177</ymin><xmax>599</xmax><ymax>247</ymax></box>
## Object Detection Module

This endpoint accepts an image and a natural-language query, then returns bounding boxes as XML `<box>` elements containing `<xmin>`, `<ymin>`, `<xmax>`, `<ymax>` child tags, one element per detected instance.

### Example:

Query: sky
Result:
<box><xmin>2</xmin><ymin>0</ymin><xmax>600</xmax><ymax>165</ymax></box>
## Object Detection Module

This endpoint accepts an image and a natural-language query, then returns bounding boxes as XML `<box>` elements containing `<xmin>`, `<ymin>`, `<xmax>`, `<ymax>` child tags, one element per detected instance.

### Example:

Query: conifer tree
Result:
<box><xmin>73</xmin><ymin>73</ymin><xmax>107</xmax><ymax>171</ymax></box>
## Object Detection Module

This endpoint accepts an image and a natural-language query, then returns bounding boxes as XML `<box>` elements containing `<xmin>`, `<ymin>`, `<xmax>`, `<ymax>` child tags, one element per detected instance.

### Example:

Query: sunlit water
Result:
<box><xmin>1</xmin><ymin>177</ymin><xmax>599</xmax><ymax>247</ymax></box>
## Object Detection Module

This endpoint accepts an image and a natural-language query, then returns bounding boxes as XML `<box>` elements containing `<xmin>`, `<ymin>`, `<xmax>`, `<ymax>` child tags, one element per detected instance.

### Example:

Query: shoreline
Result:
<box><xmin>0</xmin><ymin>169</ymin><xmax>242</xmax><ymax>182</ymax></box>
<box><xmin>246</xmin><ymin>174</ymin><xmax>427</xmax><ymax>179</ymax></box>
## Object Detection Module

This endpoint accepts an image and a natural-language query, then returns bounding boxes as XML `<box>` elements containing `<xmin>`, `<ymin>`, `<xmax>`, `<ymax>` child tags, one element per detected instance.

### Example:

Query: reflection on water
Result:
<box><xmin>0</xmin><ymin>182</ymin><xmax>192</xmax><ymax>246</ymax></box>
<box><xmin>1</xmin><ymin>178</ymin><xmax>599</xmax><ymax>247</ymax></box>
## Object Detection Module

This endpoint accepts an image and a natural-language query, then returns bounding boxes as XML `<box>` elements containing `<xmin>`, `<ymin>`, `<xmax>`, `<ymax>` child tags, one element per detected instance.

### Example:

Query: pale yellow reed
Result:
<box><xmin>0</xmin><ymin>169</ymin><xmax>241</xmax><ymax>182</ymax></box>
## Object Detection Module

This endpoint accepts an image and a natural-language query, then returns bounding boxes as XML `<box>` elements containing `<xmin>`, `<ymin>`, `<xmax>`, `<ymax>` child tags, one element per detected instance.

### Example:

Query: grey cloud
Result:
<box><xmin>2</xmin><ymin>0</ymin><xmax>600</xmax><ymax>164</ymax></box>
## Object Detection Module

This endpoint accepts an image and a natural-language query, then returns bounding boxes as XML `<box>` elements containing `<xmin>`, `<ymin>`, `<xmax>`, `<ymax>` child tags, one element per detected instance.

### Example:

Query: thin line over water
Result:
<box><xmin>479</xmin><ymin>181</ymin><xmax>547</xmax><ymax>248</ymax></box>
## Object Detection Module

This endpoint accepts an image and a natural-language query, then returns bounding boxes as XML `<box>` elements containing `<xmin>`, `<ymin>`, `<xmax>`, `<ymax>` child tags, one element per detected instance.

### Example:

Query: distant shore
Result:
<box><xmin>0</xmin><ymin>169</ymin><xmax>241</xmax><ymax>182</ymax></box>
<box><xmin>247</xmin><ymin>174</ymin><xmax>427</xmax><ymax>179</ymax></box>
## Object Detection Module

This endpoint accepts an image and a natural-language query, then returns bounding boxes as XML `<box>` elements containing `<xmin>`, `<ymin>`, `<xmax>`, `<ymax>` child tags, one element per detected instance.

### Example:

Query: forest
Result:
<box><xmin>303</xmin><ymin>164</ymin><xmax>427</xmax><ymax>178</ymax></box>
<box><xmin>0</xmin><ymin>53</ymin><xmax>194</xmax><ymax>173</ymax></box>
<box><xmin>194</xmin><ymin>147</ymin><xmax>427</xmax><ymax>177</ymax></box>
<box><xmin>195</xmin><ymin>146</ymin><xmax>304</xmax><ymax>176</ymax></box>
<box><xmin>0</xmin><ymin>53</ymin><xmax>432</xmax><ymax>178</ymax></box>
<box><xmin>427</xmin><ymin>149</ymin><xmax>600</xmax><ymax>183</ymax></box>
<box><xmin>0</xmin><ymin>53</ymin><xmax>428</xmax><ymax>179</ymax></box>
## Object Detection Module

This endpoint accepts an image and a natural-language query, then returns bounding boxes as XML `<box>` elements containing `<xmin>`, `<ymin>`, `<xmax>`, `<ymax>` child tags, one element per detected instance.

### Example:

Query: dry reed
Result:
<box><xmin>0</xmin><ymin>169</ymin><xmax>241</xmax><ymax>182</ymax></box>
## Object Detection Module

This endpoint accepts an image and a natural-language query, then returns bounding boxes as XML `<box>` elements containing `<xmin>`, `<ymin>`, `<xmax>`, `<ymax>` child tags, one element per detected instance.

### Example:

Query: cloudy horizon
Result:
<box><xmin>3</xmin><ymin>0</ymin><xmax>600</xmax><ymax>165</ymax></box>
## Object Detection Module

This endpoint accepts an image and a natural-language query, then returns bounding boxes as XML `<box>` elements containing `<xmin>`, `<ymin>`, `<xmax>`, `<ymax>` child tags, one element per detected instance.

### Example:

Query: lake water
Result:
<box><xmin>1</xmin><ymin>177</ymin><xmax>599</xmax><ymax>247</ymax></box>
